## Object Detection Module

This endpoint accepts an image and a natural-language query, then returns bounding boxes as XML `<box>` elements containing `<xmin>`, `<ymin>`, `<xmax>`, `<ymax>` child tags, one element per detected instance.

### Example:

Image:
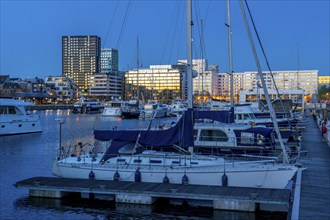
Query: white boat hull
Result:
<box><xmin>102</xmin><ymin>107</ymin><xmax>122</xmax><ymax>117</ymax></box>
<box><xmin>0</xmin><ymin>112</ymin><xmax>42</xmax><ymax>135</ymax></box>
<box><xmin>52</xmin><ymin>156</ymin><xmax>297</xmax><ymax>189</ymax></box>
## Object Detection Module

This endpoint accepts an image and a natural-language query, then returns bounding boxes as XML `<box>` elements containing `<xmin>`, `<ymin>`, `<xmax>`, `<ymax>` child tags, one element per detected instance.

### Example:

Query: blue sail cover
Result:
<box><xmin>94</xmin><ymin>109</ymin><xmax>194</xmax><ymax>148</ymax></box>
<box><xmin>194</xmin><ymin>107</ymin><xmax>234</xmax><ymax>123</ymax></box>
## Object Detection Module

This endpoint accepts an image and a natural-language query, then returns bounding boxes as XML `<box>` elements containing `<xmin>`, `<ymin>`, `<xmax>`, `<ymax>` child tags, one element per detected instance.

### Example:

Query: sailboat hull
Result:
<box><xmin>52</xmin><ymin>155</ymin><xmax>297</xmax><ymax>189</ymax></box>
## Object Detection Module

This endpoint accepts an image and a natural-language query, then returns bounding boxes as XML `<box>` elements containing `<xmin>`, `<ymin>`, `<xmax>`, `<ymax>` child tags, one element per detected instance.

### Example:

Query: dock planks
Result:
<box><xmin>16</xmin><ymin>176</ymin><xmax>291</xmax><ymax>208</ymax></box>
<box><xmin>298</xmin><ymin>114</ymin><xmax>330</xmax><ymax>220</ymax></box>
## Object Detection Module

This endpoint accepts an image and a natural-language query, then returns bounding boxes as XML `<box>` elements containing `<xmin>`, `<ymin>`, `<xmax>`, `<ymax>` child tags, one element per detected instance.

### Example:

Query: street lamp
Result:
<box><xmin>55</xmin><ymin>118</ymin><xmax>65</xmax><ymax>160</ymax></box>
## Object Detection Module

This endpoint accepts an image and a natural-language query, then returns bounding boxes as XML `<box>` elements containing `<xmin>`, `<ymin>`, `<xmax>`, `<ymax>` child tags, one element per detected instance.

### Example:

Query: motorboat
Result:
<box><xmin>121</xmin><ymin>100</ymin><xmax>140</xmax><ymax>119</ymax></box>
<box><xmin>140</xmin><ymin>100</ymin><xmax>168</xmax><ymax>119</ymax></box>
<box><xmin>168</xmin><ymin>99</ymin><xmax>188</xmax><ymax>118</ymax></box>
<box><xmin>0</xmin><ymin>98</ymin><xmax>42</xmax><ymax>135</ymax></box>
<box><xmin>208</xmin><ymin>103</ymin><xmax>301</xmax><ymax>143</ymax></box>
<box><xmin>72</xmin><ymin>97</ymin><xmax>103</xmax><ymax>114</ymax></box>
<box><xmin>102</xmin><ymin>100</ymin><xmax>127</xmax><ymax>117</ymax></box>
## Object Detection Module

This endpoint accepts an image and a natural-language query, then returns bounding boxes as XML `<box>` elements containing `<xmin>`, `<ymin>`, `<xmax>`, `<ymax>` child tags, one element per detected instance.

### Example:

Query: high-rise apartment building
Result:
<box><xmin>62</xmin><ymin>35</ymin><xmax>101</xmax><ymax>92</ymax></box>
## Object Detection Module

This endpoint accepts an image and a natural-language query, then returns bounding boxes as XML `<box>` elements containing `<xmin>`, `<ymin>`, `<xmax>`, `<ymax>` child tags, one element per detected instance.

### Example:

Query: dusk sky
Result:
<box><xmin>1</xmin><ymin>0</ymin><xmax>329</xmax><ymax>79</ymax></box>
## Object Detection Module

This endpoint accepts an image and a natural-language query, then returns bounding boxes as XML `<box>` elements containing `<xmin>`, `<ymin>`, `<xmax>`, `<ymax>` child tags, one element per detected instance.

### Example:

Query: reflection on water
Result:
<box><xmin>1</xmin><ymin>110</ymin><xmax>286</xmax><ymax>220</ymax></box>
<box><xmin>14</xmin><ymin>196</ymin><xmax>267</xmax><ymax>220</ymax></box>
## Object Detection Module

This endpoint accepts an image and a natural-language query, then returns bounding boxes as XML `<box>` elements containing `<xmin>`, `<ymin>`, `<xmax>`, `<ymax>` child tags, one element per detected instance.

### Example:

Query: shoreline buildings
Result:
<box><xmin>218</xmin><ymin>70</ymin><xmax>318</xmax><ymax>103</ymax></box>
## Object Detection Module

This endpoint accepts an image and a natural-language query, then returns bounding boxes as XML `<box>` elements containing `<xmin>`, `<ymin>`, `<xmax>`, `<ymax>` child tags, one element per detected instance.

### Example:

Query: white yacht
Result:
<box><xmin>168</xmin><ymin>99</ymin><xmax>188</xmax><ymax>117</ymax></box>
<box><xmin>0</xmin><ymin>98</ymin><xmax>42</xmax><ymax>135</ymax></box>
<box><xmin>72</xmin><ymin>97</ymin><xmax>103</xmax><ymax>114</ymax></box>
<box><xmin>102</xmin><ymin>100</ymin><xmax>127</xmax><ymax>117</ymax></box>
<box><xmin>140</xmin><ymin>101</ymin><xmax>168</xmax><ymax>119</ymax></box>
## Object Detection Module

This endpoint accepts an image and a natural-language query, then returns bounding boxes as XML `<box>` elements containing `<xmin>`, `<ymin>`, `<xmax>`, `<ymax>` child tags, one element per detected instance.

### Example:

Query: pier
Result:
<box><xmin>291</xmin><ymin>112</ymin><xmax>330</xmax><ymax>220</ymax></box>
<box><xmin>15</xmin><ymin>176</ymin><xmax>291</xmax><ymax>212</ymax></box>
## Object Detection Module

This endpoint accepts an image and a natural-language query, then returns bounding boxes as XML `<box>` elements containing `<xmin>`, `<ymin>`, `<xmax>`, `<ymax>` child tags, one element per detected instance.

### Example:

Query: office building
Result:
<box><xmin>89</xmin><ymin>72</ymin><xmax>123</xmax><ymax>100</ymax></box>
<box><xmin>62</xmin><ymin>35</ymin><xmax>101</xmax><ymax>92</ymax></box>
<box><xmin>177</xmin><ymin>59</ymin><xmax>219</xmax><ymax>103</ymax></box>
<box><xmin>319</xmin><ymin>76</ymin><xmax>330</xmax><ymax>87</ymax></box>
<box><xmin>124</xmin><ymin>65</ymin><xmax>185</xmax><ymax>102</ymax></box>
<box><xmin>100</xmin><ymin>48</ymin><xmax>119</xmax><ymax>73</ymax></box>
<box><xmin>89</xmin><ymin>48</ymin><xmax>122</xmax><ymax>100</ymax></box>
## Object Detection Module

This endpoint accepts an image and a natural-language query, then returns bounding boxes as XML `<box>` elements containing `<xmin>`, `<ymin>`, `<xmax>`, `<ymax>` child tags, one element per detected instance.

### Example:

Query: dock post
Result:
<box><xmin>115</xmin><ymin>194</ymin><xmax>157</xmax><ymax>205</ymax></box>
<box><xmin>29</xmin><ymin>189</ymin><xmax>68</xmax><ymax>198</ymax></box>
<box><xmin>213</xmin><ymin>200</ymin><xmax>257</xmax><ymax>212</ymax></box>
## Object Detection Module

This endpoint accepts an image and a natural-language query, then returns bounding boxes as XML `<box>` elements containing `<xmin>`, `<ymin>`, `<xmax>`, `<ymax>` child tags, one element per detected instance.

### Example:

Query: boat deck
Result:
<box><xmin>294</xmin><ymin>112</ymin><xmax>330</xmax><ymax>220</ymax></box>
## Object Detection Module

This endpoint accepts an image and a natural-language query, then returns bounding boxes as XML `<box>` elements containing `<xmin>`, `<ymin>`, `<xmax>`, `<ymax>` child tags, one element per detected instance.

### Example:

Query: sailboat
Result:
<box><xmin>52</xmin><ymin>0</ymin><xmax>299</xmax><ymax>189</ymax></box>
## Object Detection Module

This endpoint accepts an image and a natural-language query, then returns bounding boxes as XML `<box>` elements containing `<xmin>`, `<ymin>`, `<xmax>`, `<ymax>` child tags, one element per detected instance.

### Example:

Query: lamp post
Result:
<box><xmin>55</xmin><ymin>118</ymin><xmax>65</xmax><ymax>160</ymax></box>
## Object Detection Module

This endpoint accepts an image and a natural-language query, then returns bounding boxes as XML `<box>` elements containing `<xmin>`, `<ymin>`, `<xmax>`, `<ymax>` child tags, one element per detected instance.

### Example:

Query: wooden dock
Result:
<box><xmin>15</xmin><ymin>176</ymin><xmax>291</xmax><ymax>212</ymax></box>
<box><xmin>291</xmin><ymin>113</ymin><xmax>330</xmax><ymax>220</ymax></box>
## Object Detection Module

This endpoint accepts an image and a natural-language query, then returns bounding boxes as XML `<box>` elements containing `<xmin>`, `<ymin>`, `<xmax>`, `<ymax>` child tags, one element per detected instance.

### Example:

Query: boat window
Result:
<box><xmin>240</xmin><ymin>132</ymin><xmax>254</xmax><ymax>144</ymax></box>
<box><xmin>172</xmin><ymin>161</ymin><xmax>180</xmax><ymax>164</ymax></box>
<box><xmin>191</xmin><ymin>162</ymin><xmax>199</xmax><ymax>165</ymax></box>
<box><xmin>243</xmin><ymin>114</ymin><xmax>250</xmax><ymax>120</ymax></box>
<box><xmin>200</xmin><ymin>129</ymin><xmax>228</xmax><ymax>142</ymax></box>
<box><xmin>134</xmin><ymin>159</ymin><xmax>142</xmax><ymax>163</ymax></box>
<box><xmin>0</xmin><ymin>106</ymin><xmax>7</xmax><ymax>114</ymax></box>
<box><xmin>8</xmin><ymin>106</ymin><xmax>16</xmax><ymax>114</ymax></box>
<box><xmin>193</xmin><ymin>129</ymin><xmax>198</xmax><ymax>141</ymax></box>
<box><xmin>18</xmin><ymin>124</ymin><xmax>22</xmax><ymax>127</ymax></box>
<box><xmin>32</xmin><ymin>124</ymin><xmax>35</xmax><ymax>127</ymax></box>
<box><xmin>117</xmin><ymin>159</ymin><xmax>126</xmax><ymax>163</ymax></box>
<box><xmin>1</xmin><ymin>125</ymin><xmax>5</xmax><ymax>128</ymax></box>
<box><xmin>150</xmin><ymin>159</ymin><xmax>162</xmax><ymax>164</ymax></box>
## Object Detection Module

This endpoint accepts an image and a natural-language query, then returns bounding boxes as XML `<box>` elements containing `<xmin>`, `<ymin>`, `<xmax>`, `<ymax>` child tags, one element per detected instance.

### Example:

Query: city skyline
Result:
<box><xmin>1</xmin><ymin>0</ymin><xmax>329</xmax><ymax>79</ymax></box>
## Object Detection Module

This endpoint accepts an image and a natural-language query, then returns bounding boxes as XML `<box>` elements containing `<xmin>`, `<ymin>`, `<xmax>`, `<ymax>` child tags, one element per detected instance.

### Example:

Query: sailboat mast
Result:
<box><xmin>239</xmin><ymin>0</ymin><xmax>289</xmax><ymax>164</ymax></box>
<box><xmin>186</xmin><ymin>0</ymin><xmax>193</xmax><ymax>109</ymax></box>
<box><xmin>227</xmin><ymin>0</ymin><xmax>234</xmax><ymax>107</ymax></box>
<box><xmin>136</xmin><ymin>36</ymin><xmax>140</xmax><ymax>101</ymax></box>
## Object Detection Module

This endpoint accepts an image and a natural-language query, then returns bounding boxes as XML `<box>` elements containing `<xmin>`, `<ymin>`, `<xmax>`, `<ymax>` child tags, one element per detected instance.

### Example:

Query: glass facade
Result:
<box><xmin>100</xmin><ymin>48</ymin><xmax>118</xmax><ymax>73</ymax></box>
<box><xmin>124</xmin><ymin>65</ymin><xmax>184</xmax><ymax>103</ymax></box>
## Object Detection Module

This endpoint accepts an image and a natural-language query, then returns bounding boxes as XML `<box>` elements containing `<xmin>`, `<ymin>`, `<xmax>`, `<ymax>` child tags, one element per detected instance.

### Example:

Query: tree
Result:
<box><xmin>318</xmin><ymin>85</ymin><xmax>330</xmax><ymax>101</ymax></box>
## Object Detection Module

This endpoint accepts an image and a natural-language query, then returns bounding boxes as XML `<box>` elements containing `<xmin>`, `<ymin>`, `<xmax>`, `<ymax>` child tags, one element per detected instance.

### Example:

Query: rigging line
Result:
<box><xmin>103</xmin><ymin>0</ymin><xmax>120</xmax><ymax>48</ymax></box>
<box><xmin>194</xmin><ymin>0</ymin><xmax>209</xmax><ymax>61</ymax></box>
<box><xmin>168</xmin><ymin>0</ymin><xmax>183</xmax><ymax>64</ymax></box>
<box><xmin>160</xmin><ymin>0</ymin><xmax>181</xmax><ymax>64</ymax></box>
<box><xmin>244</xmin><ymin>0</ymin><xmax>292</xmax><ymax>128</ymax></box>
<box><xmin>193</xmin><ymin>0</ymin><xmax>202</xmax><ymax>59</ymax></box>
<box><xmin>116</xmin><ymin>0</ymin><xmax>131</xmax><ymax>49</ymax></box>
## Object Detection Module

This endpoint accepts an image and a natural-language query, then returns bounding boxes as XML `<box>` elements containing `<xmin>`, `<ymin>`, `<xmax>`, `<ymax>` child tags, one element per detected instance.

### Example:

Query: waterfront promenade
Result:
<box><xmin>298</xmin><ymin>113</ymin><xmax>330</xmax><ymax>219</ymax></box>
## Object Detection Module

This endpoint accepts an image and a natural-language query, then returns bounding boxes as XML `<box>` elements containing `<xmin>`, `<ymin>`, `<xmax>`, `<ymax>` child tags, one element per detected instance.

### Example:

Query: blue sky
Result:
<box><xmin>1</xmin><ymin>0</ymin><xmax>329</xmax><ymax>79</ymax></box>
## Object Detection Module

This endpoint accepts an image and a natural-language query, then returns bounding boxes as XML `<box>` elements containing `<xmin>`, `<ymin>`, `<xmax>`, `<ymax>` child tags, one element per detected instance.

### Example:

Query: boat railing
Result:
<box><xmin>61</xmin><ymin>142</ymin><xmax>95</xmax><ymax>161</ymax></box>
